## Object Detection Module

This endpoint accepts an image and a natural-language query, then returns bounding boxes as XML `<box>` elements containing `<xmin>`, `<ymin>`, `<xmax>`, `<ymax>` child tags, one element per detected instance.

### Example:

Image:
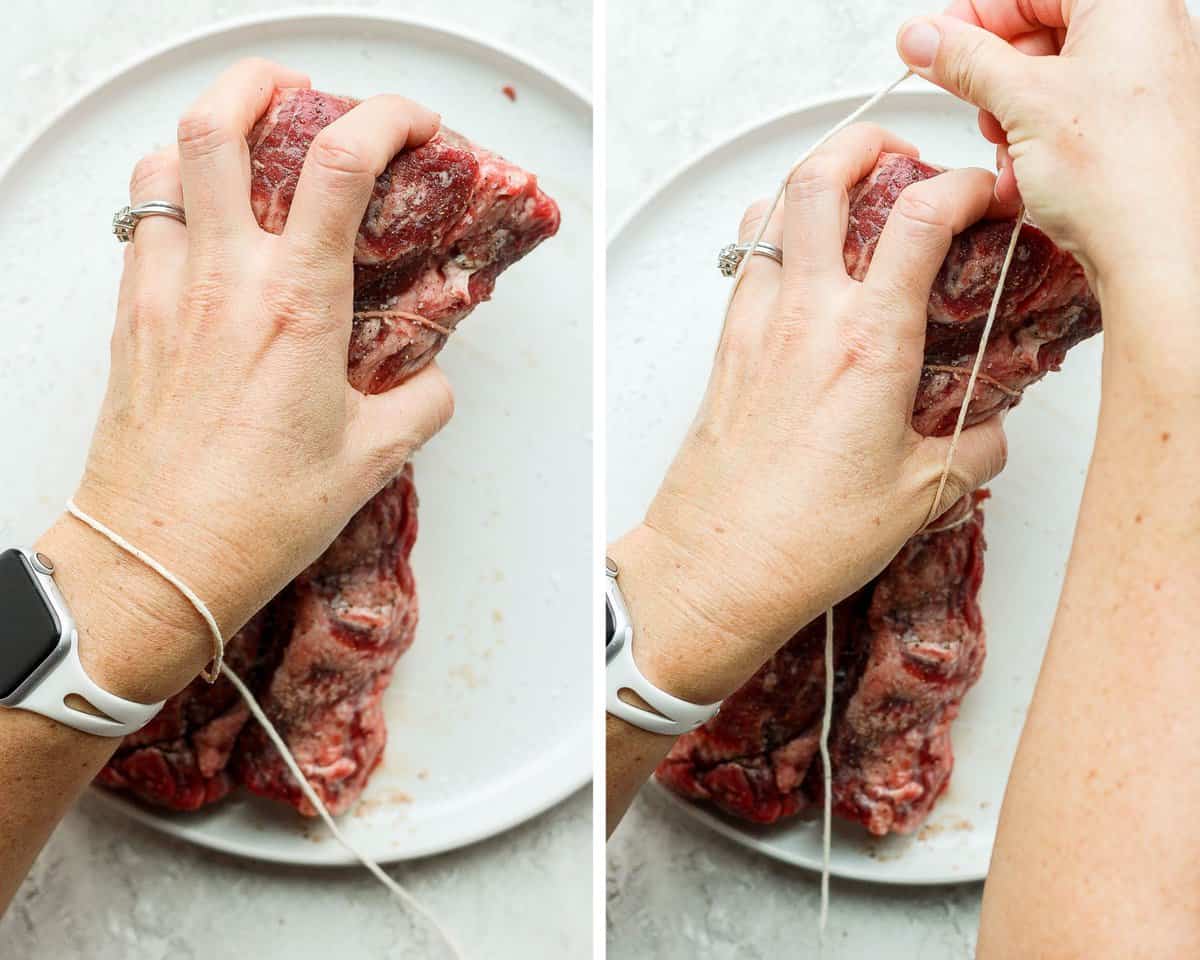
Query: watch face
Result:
<box><xmin>0</xmin><ymin>550</ymin><xmax>60</xmax><ymax>699</ymax></box>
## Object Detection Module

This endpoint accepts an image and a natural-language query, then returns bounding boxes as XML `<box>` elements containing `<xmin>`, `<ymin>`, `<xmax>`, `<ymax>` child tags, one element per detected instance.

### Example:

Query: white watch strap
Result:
<box><xmin>18</xmin><ymin>639</ymin><xmax>163</xmax><ymax>737</ymax></box>
<box><xmin>10</xmin><ymin>549</ymin><xmax>164</xmax><ymax>738</ymax></box>
<box><xmin>605</xmin><ymin>559</ymin><xmax>721</xmax><ymax>736</ymax></box>
<box><xmin>606</xmin><ymin>636</ymin><xmax>721</xmax><ymax>736</ymax></box>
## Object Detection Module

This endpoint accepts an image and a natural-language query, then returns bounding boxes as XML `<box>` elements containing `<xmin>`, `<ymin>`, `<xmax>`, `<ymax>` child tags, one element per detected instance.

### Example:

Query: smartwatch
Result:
<box><xmin>0</xmin><ymin>548</ymin><xmax>163</xmax><ymax>737</ymax></box>
<box><xmin>605</xmin><ymin>556</ymin><xmax>721</xmax><ymax>735</ymax></box>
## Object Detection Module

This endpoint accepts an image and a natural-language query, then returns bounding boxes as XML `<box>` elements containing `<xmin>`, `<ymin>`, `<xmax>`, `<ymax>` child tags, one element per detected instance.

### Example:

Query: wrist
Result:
<box><xmin>1094</xmin><ymin>269</ymin><xmax>1200</xmax><ymax>394</ymax></box>
<box><xmin>72</xmin><ymin>466</ymin><xmax>264</xmax><ymax>638</ymax></box>
<box><xmin>35</xmin><ymin>515</ymin><xmax>211</xmax><ymax>704</ymax></box>
<box><xmin>609</xmin><ymin>523</ymin><xmax>801</xmax><ymax>705</ymax></box>
<box><xmin>1093</xmin><ymin>238</ymin><xmax>1200</xmax><ymax>317</ymax></box>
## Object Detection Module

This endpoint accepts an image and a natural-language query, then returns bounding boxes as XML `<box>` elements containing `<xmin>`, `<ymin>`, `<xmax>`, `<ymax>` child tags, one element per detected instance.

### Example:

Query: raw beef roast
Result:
<box><xmin>656</xmin><ymin>154</ymin><xmax>1101</xmax><ymax>835</ymax></box>
<box><xmin>249</xmin><ymin>88</ymin><xmax>561</xmax><ymax>393</ymax></box>
<box><xmin>98</xmin><ymin>89</ymin><xmax>559</xmax><ymax>816</ymax></box>
<box><xmin>653</xmin><ymin>586</ymin><xmax>874</xmax><ymax>825</ymax></box>
<box><xmin>844</xmin><ymin>154</ymin><xmax>1101</xmax><ymax>435</ymax></box>
<box><xmin>828</xmin><ymin>495</ymin><xmax>987</xmax><ymax>835</ymax></box>
<box><xmin>236</xmin><ymin>471</ymin><xmax>419</xmax><ymax>816</ymax></box>
<box><xmin>95</xmin><ymin>610</ymin><xmax>276</xmax><ymax>810</ymax></box>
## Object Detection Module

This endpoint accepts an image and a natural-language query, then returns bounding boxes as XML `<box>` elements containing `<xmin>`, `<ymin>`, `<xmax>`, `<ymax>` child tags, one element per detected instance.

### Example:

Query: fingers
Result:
<box><xmin>348</xmin><ymin>362</ymin><xmax>456</xmax><ymax>486</ymax></box>
<box><xmin>973</xmin><ymin>23</ymin><xmax>1057</xmax><ymax>154</ymax></box>
<box><xmin>127</xmin><ymin>147</ymin><xmax>187</xmax><ymax>268</ymax></box>
<box><xmin>113</xmin><ymin>245</ymin><xmax>139</xmax><ymax>360</ymax></box>
<box><xmin>944</xmin><ymin>0</ymin><xmax>1177</xmax><ymax>38</ymax></box>
<box><xmin>284</xmin><ymin>95</ymin><xmax>440</xmax><ymax>267</ymax></box>
<box><xmin>978</xmin><ymin>109</ymin><xmax>1006</xmax><ymax>145</ymax></box>
<box><xmin>117</xmin><ymin>148</ymin><xmax>188</xmax><ymax>360</ymax></box>
<box><xmin>865</xmin><ymin>167</ymin><xmax>1007</xmax><ymax>342</ymax></box>
<box><xmin>1010</xmin><ymin>29</ymin><xmax>1061</xmax><ymax>58</ymax></box>
<box><xmin>782</xmin><ymin>123</ymin><xmax>918</xmax><ymax>284</ymax></box>
<box><xmin>728</xmin><ymin>197</ymin><xmax>784</xmax><ymax>316</ymax></box>
<box><xmin>978</xmin><ymin>111</ymin><xmax>1020</xmax><ymax>203</ymax></box>
<box><xmin>896</xmin><ymin>15</ymin><xmax>1039</xmax><ymax>122</ymax></box>
<box><xmin>177</xmin><ymin>58</ymin><xmax>310</xmax><ymax>245</ymax></box>
<box><xmin>942</xmin><ymin>0</ymin><xmax>1067</xmax><ymax>36</ymax></box>
<box><xmin>916</xmin><ymin>413</ymin><xmax>1009</xmax><ymax>521</ymax></box>
<box><xmin>994</xmin><ymin>143</ymin><xmax>1020</xmax><ymax>204</ymax></box>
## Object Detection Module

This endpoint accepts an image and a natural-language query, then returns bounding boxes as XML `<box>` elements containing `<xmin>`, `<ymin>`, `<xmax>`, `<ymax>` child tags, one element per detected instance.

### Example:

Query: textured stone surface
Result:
<box><xmin>0</xmin><ymin>2</ymin><xmax>590</xmax><ymax>958</ymax></box>
<box><xmin>607</xmin><ymin>1</ymin><xmax>987</xmax><ymax>957</ymax></box>
<box><xmin>609</xmin><ymin>790</ymin><xmax>981</xmax><ymax>959</ymax></box>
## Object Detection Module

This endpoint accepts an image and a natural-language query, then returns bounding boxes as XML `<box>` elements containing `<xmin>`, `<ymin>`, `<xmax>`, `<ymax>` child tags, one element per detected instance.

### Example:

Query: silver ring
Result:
<box><xmin>717</xmin><ymin>241</ymin><xmax>783</xmax><ymax>277</ymax></box>
<box><xmin>112</xmin><ymin>201</ymin><xmax>187</xmax><ymax>243</ymax></box>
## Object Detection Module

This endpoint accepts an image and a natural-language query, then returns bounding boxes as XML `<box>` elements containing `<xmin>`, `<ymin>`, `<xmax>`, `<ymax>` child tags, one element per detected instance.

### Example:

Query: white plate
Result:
<box><xmin>608</xmin><ymin>87</ymin><xmax>1100</xmax><ymax>885</ymax></box>
<box><xmin>0</xmin><ymin>10</ymin><xmax>592</xmax><ymax>866</ymax></box>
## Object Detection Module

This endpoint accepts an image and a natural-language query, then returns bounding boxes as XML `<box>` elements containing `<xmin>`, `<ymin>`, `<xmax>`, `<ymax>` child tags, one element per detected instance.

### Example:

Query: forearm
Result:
<box><xmin>606</xmin><ymin>713</ymin><xmax>675</xmax><ymax>836</ymax></box>
<box><xmin>0</xmin><ymin>516</ymin><xmax>206</xmax><ymax>912</ymax></box>
<box><xmin>604</xmin><ymin>524</ymin><xmax>825</xmax><ymax>836</ymax></box>
<box><xmin>979</xmin><ymin>281</ymin><xmax>1200</xmax><ymax>956</ymax></box>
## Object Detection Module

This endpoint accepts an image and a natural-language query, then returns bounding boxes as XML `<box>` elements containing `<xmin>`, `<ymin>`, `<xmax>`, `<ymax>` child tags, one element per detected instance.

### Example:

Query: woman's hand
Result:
<box><xmin>897</xmin><ymin>0</ymin><xmax>1200</xmax><ymax>285</ymax></box>
<box><xmin>610</xmin><ymin>123</ymin><xmax>1010</xmax><ymax>708</ymax></box>
<box><xmin>47</xmin><ymin>59</ymin><xmax>455</xmax><ymax>702</ymax></box>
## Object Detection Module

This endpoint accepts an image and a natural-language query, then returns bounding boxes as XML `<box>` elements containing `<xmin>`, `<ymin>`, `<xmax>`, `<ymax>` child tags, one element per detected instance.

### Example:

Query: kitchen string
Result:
<box><xmin>719</xmin><ymin>67</ymin><xmax>1026</xmax><ymax>942</ymax></box>
<box><xmin>64</xmin><ymin>499</ymin><xmax>464</xmax><ymax>960</ymax></box>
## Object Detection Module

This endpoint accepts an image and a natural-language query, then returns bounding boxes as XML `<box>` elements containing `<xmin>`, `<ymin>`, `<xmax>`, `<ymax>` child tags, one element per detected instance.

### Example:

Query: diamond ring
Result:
<box><xmin>112</xmin><ymin>201</ymin><xmax>187</xmax><ymax>243</ymax></box>
<box><xmin>717</xmin><ymin>241</ymin><xmax>784</xmax><ymax>277</ymax></box>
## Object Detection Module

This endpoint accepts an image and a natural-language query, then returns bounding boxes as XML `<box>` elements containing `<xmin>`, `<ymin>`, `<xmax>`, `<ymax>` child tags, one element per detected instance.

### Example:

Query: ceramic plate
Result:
<box><xmin>0</xmin><ymin>10</ymin><xmax>591</xmax><ymax>865</ymax></box>
<box><xmin>608</xmin><ymin>87</ymin><xmax>1100</xmax><ymax>884</ymax></box>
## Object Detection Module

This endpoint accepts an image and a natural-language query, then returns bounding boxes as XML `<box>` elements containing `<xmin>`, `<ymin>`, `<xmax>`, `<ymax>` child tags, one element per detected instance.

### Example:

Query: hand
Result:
<box><xmin>611</xmin><ymin>124</ymin><xmax>1009</xmax><ymax>704</ymax></box>
<box><xmin>897</xmin><ymin>0</ymin><xmax>1200</xmax><ymax>284</ymax></box>
<box><xmin>59</xmin><ymin>59</ymin><xmax>454</xmax><ymax>700</ymax></box>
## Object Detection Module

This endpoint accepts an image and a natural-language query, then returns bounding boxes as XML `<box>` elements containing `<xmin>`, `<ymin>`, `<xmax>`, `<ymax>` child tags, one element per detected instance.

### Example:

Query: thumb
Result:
<box><xmin>348</xmin><ymin>361</ymin><xmax>456</xmax><ymax>486</ymax></box>
<box><xmin>897</xmin><ymin>15</ymin><xmax>1036</xmax><ymax>123</ymax></box>
<box><xmin>915</xmin><ymin>413</ymin><xmax>1008</xmax><ymax>525</ymax></box>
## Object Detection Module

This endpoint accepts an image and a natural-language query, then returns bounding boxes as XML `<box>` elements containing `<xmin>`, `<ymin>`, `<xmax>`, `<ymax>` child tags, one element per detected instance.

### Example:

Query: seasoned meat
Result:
<box><xmin>248</xmin><ymin>88</ymin><xmax>561</xmax><ymax>393</ymax></box>
<box><xmin>236</xmin><ymin>470</ymin><xmax>419</xmax><ymax>816</ymax></box>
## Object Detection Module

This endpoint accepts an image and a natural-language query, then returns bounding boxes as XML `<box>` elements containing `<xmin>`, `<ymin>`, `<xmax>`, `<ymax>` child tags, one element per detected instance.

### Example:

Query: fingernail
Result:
<box><xmin>899</xmin><ymin>19</ymin><xmax>941</xmax><ymax>68</ymax></box>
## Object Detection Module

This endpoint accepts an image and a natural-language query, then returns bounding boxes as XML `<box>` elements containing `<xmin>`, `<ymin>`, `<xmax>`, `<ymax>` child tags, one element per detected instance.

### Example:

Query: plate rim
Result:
<box><xmin>0</xmin><ymin>5</ymin><xmax>591</xmax><ymax>186</ymax></box>
<box><xmin>607</xmin><ymin>83</ymin><xmax>953</xmax><ymax>242</ymax></box>
<box><xmin>651</xmin><ymin>783</ymin><xmax>983</xmax><ymax>887</ymax></box>
<box><xmin>89</xmin><ymin>739</ymin><xmax>592</xmax><ymax>868</ymax></box>
<box><xmin>610</xmin><ymin>86</ymin><xmax>994</xmax><ymax>886</ymax></box>
<box><xmin>0</xmin><ymin>7</ymin><xmax>593</xmax><ymax>866</ymax></box>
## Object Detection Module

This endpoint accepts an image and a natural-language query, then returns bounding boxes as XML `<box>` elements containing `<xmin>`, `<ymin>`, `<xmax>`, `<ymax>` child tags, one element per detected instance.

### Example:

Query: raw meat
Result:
<box><xmin>845</xmin><ymin>155</ymin><xmax>1101</xmax><ymax>435</ymax></box>
<box><xmin>656</xmin><ymin>154</ymin><xmax>1101</xmax><ymax>834</ymax></box>
<box><xmin>658</xmin><ymin>502</ymin><xmax>984</xmax><ymax>830</ymax></box>
<box><xmin>655</xmin><ymin>587</ymin><xmax>873</xmax><ymax>824</ymax></box>
<box><xmin>829</xmin><ymin>496</ymin><xmax>986</xmax><ymax>835</ymax></box>
<box><xmin>99</xmin><ymin>88</ymin><xmax>559</xmax><ymax>816</ymax></box>
<box><xmin>96</xmin><ymin>611</ymin><xmax>275</xmax><ymax>810</ymax></box>
<box><xmin>248</xmin><ymin>88</ymin><xmax>561</xmax><ymax>394</ymax></box>
<box><xmin>236</xmin><ymin>470</ymin><xmax>419</xmax><ymax>816</ymax></box>
<box><xmin>101</xmin><ymin>471</ymin><xmax>418</xmax><ymax>816</ymax></box>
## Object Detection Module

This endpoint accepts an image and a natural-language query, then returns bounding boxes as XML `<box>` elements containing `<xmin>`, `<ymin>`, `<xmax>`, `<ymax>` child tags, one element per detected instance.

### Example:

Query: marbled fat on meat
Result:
<box><xmin>236</xmin><ymin>470</ymin><xmax>419</xmax><ymax>816</ymax></box>
<box><xmin>248</xmin><ymin>88</ymin><xmax>561</xmax><ymax>394</ymax></box>
<box><xmin>829</xmin><ymin>497</ymin><xmax>987</xmax><ymax>835</ymax></box>
<box><xmin>846</xmin><ymin>155</ymin><xmax>1100</xmax><ymax>436</ymax></box>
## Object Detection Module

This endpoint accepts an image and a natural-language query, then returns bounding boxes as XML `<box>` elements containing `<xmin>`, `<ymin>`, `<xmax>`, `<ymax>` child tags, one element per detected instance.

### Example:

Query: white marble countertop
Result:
<box><xmin>0</xmin><ymin>3</ymin><xmax>591</xmax><ymax>959</ymax></box>
<box><xmin>607</xmin><ymin>2</ymin><xmax>988</xmax><ymax>957</ymax></box>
